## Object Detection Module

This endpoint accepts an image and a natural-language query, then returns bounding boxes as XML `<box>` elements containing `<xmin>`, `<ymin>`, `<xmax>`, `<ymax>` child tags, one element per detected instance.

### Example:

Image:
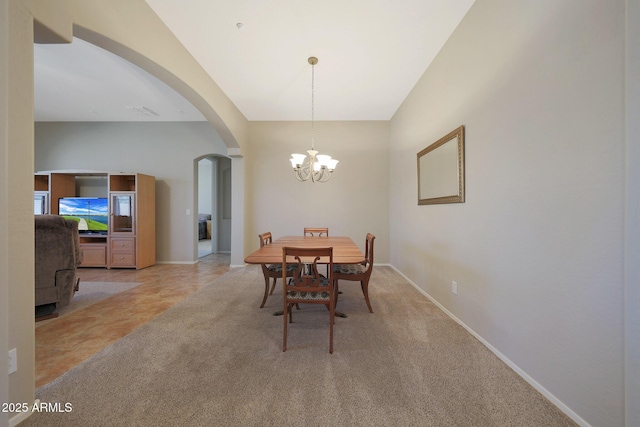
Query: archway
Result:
<box><xmin>195</xmin><ymin>155</ymin><xmax>232</xmax><ymax>260</ymax></box>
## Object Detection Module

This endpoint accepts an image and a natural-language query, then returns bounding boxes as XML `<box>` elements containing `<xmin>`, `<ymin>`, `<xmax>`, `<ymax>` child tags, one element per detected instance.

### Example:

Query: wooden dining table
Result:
<box><xmin>244</xmin><ymin>235</ymin><xmax>365</xmax><ymax>317</ymax></box>
<box><xmin>244</xmin><ymin>235</ymin><xmax>365</xmax><ymax>265</ymax></box>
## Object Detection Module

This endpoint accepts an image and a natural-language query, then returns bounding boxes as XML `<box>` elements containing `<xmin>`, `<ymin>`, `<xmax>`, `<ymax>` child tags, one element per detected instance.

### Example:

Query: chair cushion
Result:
<box><xmin>286</xmin><ymin>277</ymin><xmax>330</xmax><ymax>301</ymax></box>
<box><xmin>266</xmin><ymin>263</ymin><xmax>297</xmax><ymax>273</ymax></box>
<box><xmin>334</xmin><ymin>263</ymin><xmax>366</xmax><ymax>275</ymax></box>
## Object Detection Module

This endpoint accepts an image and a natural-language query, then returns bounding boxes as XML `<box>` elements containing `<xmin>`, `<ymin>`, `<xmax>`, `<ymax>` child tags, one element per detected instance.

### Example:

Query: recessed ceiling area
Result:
<box><xmin>34</xmin><ymin>0</ymin><xmax>475</xmax><ymax>122</ymax></box>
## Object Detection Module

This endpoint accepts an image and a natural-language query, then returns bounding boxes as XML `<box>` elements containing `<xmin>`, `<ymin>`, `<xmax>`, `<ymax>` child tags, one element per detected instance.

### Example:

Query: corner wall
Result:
<box><xmin>389</xmin><ymin>0</ymin><xmax>625</xmax><ymax>425</ymax></box>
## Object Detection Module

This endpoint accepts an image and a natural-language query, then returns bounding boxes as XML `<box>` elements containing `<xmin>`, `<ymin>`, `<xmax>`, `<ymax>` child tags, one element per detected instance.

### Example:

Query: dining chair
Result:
<box><xmin>333</xmin><ymin>233</ymin><xmax>376</xmax><ymax>313</ymax></box>
<box><xmin>258</xmin><ymin>232</ymin><xmax>296</xmax><ymax>308</ymax></box>
<box><xmin>303</xmin><ymin>227</ymin><xmax>329</xmax><ymax>237</ymax></box>
<box><xmin>282</xmin><ymin>246</ymin><xmax>336</xmax><ymax>353</ymax></box>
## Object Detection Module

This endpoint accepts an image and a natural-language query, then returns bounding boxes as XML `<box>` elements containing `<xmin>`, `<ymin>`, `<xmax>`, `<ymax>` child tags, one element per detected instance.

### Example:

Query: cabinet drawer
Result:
<box><xmin>110</xmin><ymin>238</ymin><xmax>135</xmax><ymax>252</ymax></box>
<box><xmin>110</xmin><ymin>252</ymin><xmax>136</xmax><ymax>267</ymax></box>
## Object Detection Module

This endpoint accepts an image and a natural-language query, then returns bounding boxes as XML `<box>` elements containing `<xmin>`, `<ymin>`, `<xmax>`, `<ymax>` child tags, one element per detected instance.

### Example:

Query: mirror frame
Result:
<box><xmin>417</xmin><ymin>125</ymin><xmax>465</xmax><ymax>205</ymax></box>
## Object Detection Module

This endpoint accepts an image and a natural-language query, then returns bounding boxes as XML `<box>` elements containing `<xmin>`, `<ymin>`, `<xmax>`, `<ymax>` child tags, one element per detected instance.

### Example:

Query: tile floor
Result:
<box><xmin>34</xmin><ymin>253</ymin><xmax>230</xmax><ymax>389</ymax></box>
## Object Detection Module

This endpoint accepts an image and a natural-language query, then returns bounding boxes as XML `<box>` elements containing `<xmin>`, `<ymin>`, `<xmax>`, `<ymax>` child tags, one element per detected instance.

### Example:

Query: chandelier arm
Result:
<box><xmin>319</xmin><ymin>169</ymin><xmax>333</xmax><ymax>182</ymax></box>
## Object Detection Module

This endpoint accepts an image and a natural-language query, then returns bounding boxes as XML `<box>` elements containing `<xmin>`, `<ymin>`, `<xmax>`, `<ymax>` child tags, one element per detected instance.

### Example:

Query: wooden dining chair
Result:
<box><xmin>303</xmin><ymin>227</ymin><xmax>329</xmax><ymax>237</ymax></box>
<box><xmin>333</xmin><ymin>233</ymin><xmax>376</xmax><ymax>313</ymax></box>
<box><xmin>304</xmin><ymin>227</ymin><xmax>330</xmax><ymax>275</ymax></box>
<box><xmin>258</xmin><ymin>232</ymin><xmax>295</xmax><ymax>308</ymax></box>
<box><xmin>282</xmin><ymin>246</ymin><xmax>336</xmax><ymax>353</ymax></box>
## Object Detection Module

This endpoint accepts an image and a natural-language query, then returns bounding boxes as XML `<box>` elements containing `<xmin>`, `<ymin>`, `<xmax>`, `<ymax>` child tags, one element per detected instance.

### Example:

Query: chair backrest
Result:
<box><xmin>283</xmin><ymin>246</ymin><xmax>334</xmax><ymax>294</ymax></box>
<box><xmin>304</xmin><ymin>227</ymin><xmax>329</xmax><ymax>237</ymax></box>
<box><xmin>364</xmin><ymin>233</ymin><xmax>376</xmax><ymax>270</ymax></box>
<box><xmin>259</xmin><ymin>231</ymin><xmax>272</xmax><ymax>248</ymax></box>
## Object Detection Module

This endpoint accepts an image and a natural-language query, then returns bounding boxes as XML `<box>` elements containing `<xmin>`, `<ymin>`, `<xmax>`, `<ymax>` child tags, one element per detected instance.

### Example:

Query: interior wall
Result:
<box><xmin>4</xmin><ymin>1</ymin><xmax>36</xmax><ymax>422</ymax></box>
<box><xmin>35</xmin><ymin>121</ymin><xmax>228</xmax><ymax>264</ymax></box>
<box><xmin>389</xmin><ymin>0</ymin><xmax>625</xmax><ymax>426</ymax></box>
<box><xmin>245</xmin><ymin>121</ymin><xmax>390</xmax><ymax>262</ymax></box>
<box><xmin>625</xmin><ymin>0</ymin><xmax>640</xmax><ymax>425</ymax></box>
<box><xmin>1</xmin><ymin>1</ymin><xmax>11</xmax><ymax>425</ymax></box>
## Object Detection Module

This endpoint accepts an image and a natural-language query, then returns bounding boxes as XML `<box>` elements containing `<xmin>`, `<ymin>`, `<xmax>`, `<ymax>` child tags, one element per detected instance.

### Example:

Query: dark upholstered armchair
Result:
<box><xmin>35</xmin><ymin>215</ymin><xmax>81</xmax><ymax>318</ymax></box>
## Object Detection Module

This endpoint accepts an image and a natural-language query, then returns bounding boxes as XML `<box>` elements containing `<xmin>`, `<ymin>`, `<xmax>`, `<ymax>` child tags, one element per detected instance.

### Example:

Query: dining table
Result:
<box><xmin>244</xmin><ymin>235</ymin><xmax>365</xmax><ymax>265</ymax></box>
<box><xmin>244</xmin><ymin>235</ymin><xmax>366</xmax><ymax>317</ymax></box>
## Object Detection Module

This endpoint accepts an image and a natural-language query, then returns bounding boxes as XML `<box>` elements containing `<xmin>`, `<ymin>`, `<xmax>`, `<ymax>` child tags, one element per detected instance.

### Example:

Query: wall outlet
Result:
<box><xmin>451</xmin><ymin>281</ymin><xmax>458</xmax><ymax>295</ymax></box>
<box><xmin>8</xmin><ymin>348</ymin><xmax>17</xmax><ymax>374</ymax></box>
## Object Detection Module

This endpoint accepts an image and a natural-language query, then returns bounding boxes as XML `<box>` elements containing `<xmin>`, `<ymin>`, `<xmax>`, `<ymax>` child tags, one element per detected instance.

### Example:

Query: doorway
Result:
<box><xmin>196</xmin><ymin>155</ymin><xmax>232</xmax><ymax>259</ymax></box>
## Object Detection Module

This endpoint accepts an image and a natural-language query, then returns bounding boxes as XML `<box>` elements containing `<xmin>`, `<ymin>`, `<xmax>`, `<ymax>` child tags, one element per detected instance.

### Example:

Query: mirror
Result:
<box><xmin>417</xmin><ymin>125</ymin><xmax>465</xmax><ymax>205</ymax></box>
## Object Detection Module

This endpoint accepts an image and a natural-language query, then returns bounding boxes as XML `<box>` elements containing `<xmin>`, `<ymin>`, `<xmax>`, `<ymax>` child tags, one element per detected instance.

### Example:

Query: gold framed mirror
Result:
<box><xmin>417</xmin><ymin>125</ymin><xmax>465</xmax><ymax>205</ymax></box>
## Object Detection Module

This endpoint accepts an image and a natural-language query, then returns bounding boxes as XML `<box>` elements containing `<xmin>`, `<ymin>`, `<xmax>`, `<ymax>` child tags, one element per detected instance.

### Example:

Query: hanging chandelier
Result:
<box><xmin>290</xmin><ymin>57</ymin><xmax>338</xmax><ymax>182</ymax></box>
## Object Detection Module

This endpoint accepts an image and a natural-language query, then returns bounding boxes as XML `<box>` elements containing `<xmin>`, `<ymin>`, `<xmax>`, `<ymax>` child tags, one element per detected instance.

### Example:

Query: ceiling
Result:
<box><xmin>34</xmin><ymin>0</ymin><xmax>475</xmax><ymax>122</ymax></box>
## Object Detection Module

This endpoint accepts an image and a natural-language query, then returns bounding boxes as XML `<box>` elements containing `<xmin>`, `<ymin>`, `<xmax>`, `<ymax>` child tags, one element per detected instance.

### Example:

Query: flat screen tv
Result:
<box><xmin>58</xmin><ymin>197</ymin><xmax>109</xmax><ymax>234</ymax></box>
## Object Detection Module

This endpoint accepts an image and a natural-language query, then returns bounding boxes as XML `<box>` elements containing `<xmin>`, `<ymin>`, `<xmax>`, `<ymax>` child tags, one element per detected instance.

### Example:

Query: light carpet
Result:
<box><xmin>23</xmin><ymin>266</ymin><xmax>576</xmax><ymax>427</ymax></box>
<box><xmin>36</xmin><ymin>281</ymin><xmax>141</xmax><ymax>326</ymax></box>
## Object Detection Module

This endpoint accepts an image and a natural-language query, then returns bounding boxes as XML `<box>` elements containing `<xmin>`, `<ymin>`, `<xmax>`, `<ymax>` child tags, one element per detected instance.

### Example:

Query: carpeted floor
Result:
<box><xmin>22</xmin><ymin>266</ymin><xmax>576</xmax><ymax>427</ymax></box>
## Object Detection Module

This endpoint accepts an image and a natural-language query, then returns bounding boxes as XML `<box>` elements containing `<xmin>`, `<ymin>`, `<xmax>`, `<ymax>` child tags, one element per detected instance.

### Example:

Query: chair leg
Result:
<box><xmin>361</xmin><ymin>280</ymin><xmax>373</xmax><ymax>313</ymax></box>
<box><xmin>269</xmin><ymin>277</ymin><xmax>277</xmax><ymax>295</ymax></box>
<box><xmin>283</xmin><ymin>304</ymin><xmax>288</xmax><ymax>352</ymax></box>
<box><xmin>329</xmin><ymin>301</ymin><xmax>334</xmax><ymax>354</ymax></box>
<box><xmin>260</xmin><ymin>276</ymin><xmax>270</xmax><ymax>308</ymax></box>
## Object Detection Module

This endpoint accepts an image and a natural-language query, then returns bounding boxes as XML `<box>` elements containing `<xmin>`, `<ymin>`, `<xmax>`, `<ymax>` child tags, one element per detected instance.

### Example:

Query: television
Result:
<box><xmin>58</xmin><ymin>197</ymin><xmax>109</xmax><ymax>234</ymax></box>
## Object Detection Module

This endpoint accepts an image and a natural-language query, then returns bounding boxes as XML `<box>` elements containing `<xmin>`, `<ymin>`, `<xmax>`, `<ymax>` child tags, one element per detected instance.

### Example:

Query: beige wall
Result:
<box><xmin>625</xmin><ymin>1</ymin><xmax>640</xmax><ymax>425</ymax></box>
<box><xmin>4</xmin><ymin>1</ymin><xmax>37</xmax><ymax>423</ymax></box>
<box><xmin>245</xmin><ymin>121</ymin><xmax>390</xmax><ymax>262</ymax></box>
<box><xmin>1</xmin><ymin>0</ymin><xmax>10</xmax><ymax>425</ymax></box>
<box><xmin>390</xmin><ymin>0</ymin><xmax>627</xmax><ymax>426</ymax></box>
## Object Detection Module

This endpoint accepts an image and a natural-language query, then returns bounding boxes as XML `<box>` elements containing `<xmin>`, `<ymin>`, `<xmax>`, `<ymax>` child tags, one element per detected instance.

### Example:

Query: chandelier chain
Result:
<box><xmin>311</xmin><ymin>61</ymin><xmax>315</xmax><ymax>150</ymax></box>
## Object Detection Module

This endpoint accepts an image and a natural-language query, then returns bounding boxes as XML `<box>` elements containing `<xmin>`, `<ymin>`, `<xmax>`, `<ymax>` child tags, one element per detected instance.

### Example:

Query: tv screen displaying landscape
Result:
<box><xmin>58</xmin><ymin>197</ymin><xmax>109</xmax><ymax>233</ymax></box>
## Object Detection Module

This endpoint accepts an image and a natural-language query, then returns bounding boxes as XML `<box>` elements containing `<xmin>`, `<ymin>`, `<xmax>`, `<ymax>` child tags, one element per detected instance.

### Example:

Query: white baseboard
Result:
<box><xmin>9</xmin><ymin>399</ymin><xmax>38</xmax><ymax>427</ymax></box>
<box><xmin>389</xmin><ymin>265</ymin><xmax>591</xmax><ymax>427</ymax></box>
<box><xmin>156</xmin><ymin>261</ymin><xmax>197</xmax><ymax>265</ymax></box>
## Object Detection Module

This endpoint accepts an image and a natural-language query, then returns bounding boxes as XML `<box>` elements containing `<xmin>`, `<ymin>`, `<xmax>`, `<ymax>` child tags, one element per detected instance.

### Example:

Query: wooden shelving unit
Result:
<box><xmin>34</xmin><ymin>171</ymin><xmax>155</xmax><ymax>269</ymax></box>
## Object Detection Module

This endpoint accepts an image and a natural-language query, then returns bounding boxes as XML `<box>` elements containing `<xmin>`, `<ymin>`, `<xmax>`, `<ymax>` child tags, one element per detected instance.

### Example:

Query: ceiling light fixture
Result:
<box><xmin>290</xmin><ymin>57</ymin><xmax>338</xmax><ymax>183</ymax></box>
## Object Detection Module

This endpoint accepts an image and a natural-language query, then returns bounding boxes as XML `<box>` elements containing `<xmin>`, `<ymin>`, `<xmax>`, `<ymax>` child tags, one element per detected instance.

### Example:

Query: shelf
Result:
<box><xmin>110</xmin><ymin>174</ymin><xmax>136</xmax><ymax>192</ymax></box>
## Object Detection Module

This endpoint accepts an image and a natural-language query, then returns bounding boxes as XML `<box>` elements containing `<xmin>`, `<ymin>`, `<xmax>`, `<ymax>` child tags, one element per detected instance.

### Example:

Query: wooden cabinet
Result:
<box><xmin>108</xmin><ymin>173</ymin><xmax>155</xmax><ymax>269</ymax></box>
<box><xmin>34</xmin><ymin>171</ymin><xmax>155</xmax><ymax>269</ymax></box>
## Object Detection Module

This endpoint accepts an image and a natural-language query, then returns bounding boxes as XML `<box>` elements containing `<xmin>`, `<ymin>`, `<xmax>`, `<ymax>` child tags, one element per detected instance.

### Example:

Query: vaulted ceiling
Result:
<box><xmin>34</xmin><ymin>0</ymin><xmax>475</xmax><ymax>122</ymax></box>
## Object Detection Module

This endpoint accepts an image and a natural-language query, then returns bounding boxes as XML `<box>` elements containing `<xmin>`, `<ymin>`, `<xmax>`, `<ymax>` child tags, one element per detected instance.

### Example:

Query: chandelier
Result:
<box><xmin>290</xmin><ymin>57</ymin><xmax>338</xmax><ymax>182</ymax></box>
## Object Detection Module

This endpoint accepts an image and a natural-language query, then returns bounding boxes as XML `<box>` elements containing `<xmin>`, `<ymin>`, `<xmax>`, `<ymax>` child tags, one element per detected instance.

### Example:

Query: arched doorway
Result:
<box><xmin>195</xmin><ymin>155</ymin><xmax>232</xmax><ymax>259</ymax></box>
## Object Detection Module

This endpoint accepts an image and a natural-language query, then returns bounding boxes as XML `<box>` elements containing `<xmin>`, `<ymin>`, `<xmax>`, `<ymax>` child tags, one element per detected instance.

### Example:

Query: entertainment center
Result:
<box><xmin>34</xmin><ymin>170</ymin><xmax>155</xmax><ymax>269</ymax></box>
